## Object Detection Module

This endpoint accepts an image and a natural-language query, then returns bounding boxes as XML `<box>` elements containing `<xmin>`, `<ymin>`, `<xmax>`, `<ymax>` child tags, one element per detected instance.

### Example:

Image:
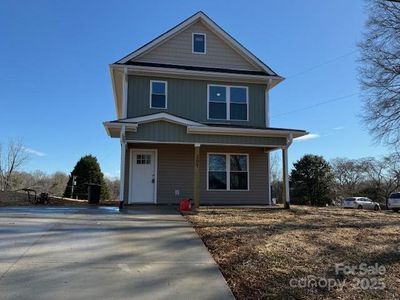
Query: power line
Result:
<box><xmin>270</xmin><ymin>93</ymin><xmax>359</xmax><ymax>119</ymax></box>
<box><xmin>286</xmin><ymin>50</ymin><xmax>358</xmax><ymax>80</ymax></box>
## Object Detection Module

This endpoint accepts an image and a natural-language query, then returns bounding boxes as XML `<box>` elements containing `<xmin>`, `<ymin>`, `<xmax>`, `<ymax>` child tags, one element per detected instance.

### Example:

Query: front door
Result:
<box><xmin>129</xmin><ymin>150</ymin><xmax>156</xmax><ymax>203</ymax></box>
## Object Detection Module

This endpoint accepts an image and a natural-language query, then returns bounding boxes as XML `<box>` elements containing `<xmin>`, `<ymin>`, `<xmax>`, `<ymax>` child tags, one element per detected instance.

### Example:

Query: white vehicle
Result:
<box><xmin>342</xmin><ymin>197</ymin><xmax>380</xmax><ymax>211</ymax></box>
<box><xmin>387</xmin><ymin>192</ymin><xmax>400</xmax><ymax>212</ymax></box>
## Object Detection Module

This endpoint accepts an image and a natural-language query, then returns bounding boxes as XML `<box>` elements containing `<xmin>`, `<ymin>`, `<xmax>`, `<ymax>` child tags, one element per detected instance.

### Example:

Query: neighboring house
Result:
<box><xmin>104</xmin><ymin>11</ymin><xmax>307</xmax><ymax>206</ymax></box>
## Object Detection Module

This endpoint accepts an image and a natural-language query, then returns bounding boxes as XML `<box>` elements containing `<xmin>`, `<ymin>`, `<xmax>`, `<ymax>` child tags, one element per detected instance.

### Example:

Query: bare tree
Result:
<box><xmin>48</xmin><ymin>172</ymin><xmax>69</xmax><ymax>196</ymax></box>
<box><xmin>0</xmin><ymin>141</ymin><xmax>30</xmax><ymax>191</ymax></box>
<box><xmin>104</xmin><ymin>177</ymin><xmax>120</xmax><ymax>200</ymax></box>
<box><xmin>331</xmin><ymin>158</ymin><xmax>369</xmax><ymax>199</ymax></box>
<box><xmin>364</xmin><ymin>154</ymin><xmax>400</xmax><ymax>204</ymax></box>
<box><xmin>358</xmin><ymin>0</ymin><xmax>400</xmax><ymax>147</ymax></box>
<box><xmin>10</xmin><ymin>170</ymin><xmax>69</xmax><ymax>196</ymax></box>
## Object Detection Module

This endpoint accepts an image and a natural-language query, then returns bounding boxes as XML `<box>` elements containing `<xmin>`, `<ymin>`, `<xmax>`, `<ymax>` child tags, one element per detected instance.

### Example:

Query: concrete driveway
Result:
<box><xmin>0</xmin><ymin>206</ymin><xmax>233</xmax><ymax>300</ymax></box>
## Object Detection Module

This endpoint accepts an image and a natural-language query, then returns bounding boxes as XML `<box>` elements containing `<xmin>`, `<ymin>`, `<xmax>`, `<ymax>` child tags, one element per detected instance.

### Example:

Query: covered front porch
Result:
<box><xmin>104</xmin><ymin>113</ymin><xmax>307</xmax><ymax>208</ymax></box>
<box><xmin>121</xmin><ymin>143</ymin><xmax>275</xmax><ymax>206</ymax></box>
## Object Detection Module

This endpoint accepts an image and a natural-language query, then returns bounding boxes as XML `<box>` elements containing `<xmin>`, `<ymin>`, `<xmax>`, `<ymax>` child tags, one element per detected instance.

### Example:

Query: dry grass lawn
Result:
<box><xmin>0</xmin><ymin>191</ymin><xmax>118</xmax><ymax>207</ymax></box>
<box><xmin>186</xmin><ymin>206</ymin><xmax>400</xmax><ymax>299</ymax></box>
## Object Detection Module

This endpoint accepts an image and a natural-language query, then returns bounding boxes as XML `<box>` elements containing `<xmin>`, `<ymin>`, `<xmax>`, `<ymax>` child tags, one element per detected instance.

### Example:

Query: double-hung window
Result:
<box><xmin>208</xmin><ymin>153</ymin><xmax>249</xmax><ymax>191</ymax></box>
<box><xmin>150</xmin><ymin>80</ymin><xmax>167</xmax><ymax>109</ymax></box>
<box><xmin>208</xmin><ymin>85</ymin><xmax>248</xmax><ymax>121</ymax></box>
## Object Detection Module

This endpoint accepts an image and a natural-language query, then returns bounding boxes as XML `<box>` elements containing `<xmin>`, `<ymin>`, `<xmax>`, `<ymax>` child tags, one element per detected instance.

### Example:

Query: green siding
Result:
<box><xmin>125</xmin><ymin>121</ymin><xmax>286</xmax><ymax>146</ymax></box>
<box><xmin>127</xmin><ymin>75</ymin><xmax>266</xmax><ymax>128</ymax></box>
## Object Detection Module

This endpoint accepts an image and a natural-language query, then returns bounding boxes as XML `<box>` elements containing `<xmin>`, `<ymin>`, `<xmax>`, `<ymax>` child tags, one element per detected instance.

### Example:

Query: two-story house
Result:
<box><xmin>104</xmin><ymin>11</ymin><xmax>307</xmax><ymax>208</ymax></box>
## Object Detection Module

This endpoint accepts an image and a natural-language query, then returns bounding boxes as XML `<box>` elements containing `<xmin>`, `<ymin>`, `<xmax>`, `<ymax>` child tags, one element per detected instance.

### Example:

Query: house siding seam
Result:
<box><xmin>125</xmin><ymin>121</ymin><xmax>287</xmax><ymax>147</ymax></box>
<box><xmin>127</xmin><ymin>143</ymin><xmax>269</xmax><ymax>205</ymax></box>
<box><xmin>132</xmin><ymin>20</ymin><xmax>262</xmax><ymax>72</ymax></box>
<box><xmin>127</xmin><ymin>76</ymin><xmax>267</xmax><ymax>128</ymax></box>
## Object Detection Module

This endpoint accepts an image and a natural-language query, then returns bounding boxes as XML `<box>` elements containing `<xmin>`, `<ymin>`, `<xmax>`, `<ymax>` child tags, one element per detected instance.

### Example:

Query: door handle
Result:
<box><xmin>152</xmin><ymin>179</ymin><xmax>155</xmax><ymax>183</ymax></box>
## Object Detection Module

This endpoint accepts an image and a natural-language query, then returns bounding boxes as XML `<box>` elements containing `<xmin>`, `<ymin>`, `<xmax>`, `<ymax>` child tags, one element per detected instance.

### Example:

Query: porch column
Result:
<box><xmin>119</xmin><ymin>126</ymin><xmax>126</xmax><ymax>204</ymax></box>
<box><xmin>193</xmin><ymin>144</ymin><xmax>201</xmax><ymax>209</ymax></box>
<box><xmin>282</xmin><ymin>134</ymin><xmax>293</xmax><ymax>209</ymax></box>
<box><xmin>282</xmin><ymin>147</ymin><xmax>290</xmax><ymax>209</ymax></box>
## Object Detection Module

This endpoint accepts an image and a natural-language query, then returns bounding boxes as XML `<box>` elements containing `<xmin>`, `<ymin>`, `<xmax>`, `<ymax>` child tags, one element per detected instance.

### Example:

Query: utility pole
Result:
<box><xmin>71</xmin><ymin>175</ymin><xmax>77</xmax><ymax>199</ymax></box>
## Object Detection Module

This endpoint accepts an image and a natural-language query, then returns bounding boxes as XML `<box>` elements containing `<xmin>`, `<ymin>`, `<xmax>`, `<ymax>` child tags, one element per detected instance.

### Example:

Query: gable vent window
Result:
<box><xmin>208</xmin><ymin>85</ymin><xmax>248</xmax><ymax>121</ymax></box>
<box><xmin>150</xmin><ymin>80</ymin><xmax>167</xmax><ymax>109</ymax></box>
<box><xmin>193</xmin><ymin>33</ymin><xmax>206</xmax><ymax>54</ymax></box>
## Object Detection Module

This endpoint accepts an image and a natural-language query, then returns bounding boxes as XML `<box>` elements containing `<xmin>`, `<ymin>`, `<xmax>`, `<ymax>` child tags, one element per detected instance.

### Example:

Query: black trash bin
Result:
<box><xmin>86</xmin><ymin>183</ymin><xmax>101</xmax><ymax>204</ymax></box>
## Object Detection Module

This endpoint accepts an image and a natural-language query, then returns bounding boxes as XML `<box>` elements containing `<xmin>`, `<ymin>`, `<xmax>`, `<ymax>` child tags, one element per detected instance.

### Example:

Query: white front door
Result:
<box><xmin>129</xmin><ymin>150</ymin><xmax>156</xmax><ymax>203</ymax></box>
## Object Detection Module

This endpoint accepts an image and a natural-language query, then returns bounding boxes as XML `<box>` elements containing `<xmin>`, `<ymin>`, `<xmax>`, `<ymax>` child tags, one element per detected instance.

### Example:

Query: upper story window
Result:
<box><xmin>193</xmin><ymin>33</ymin><xmax>206</xmax><ymax>54</ymax></box>
<box><xmin>150</xmin><ymin>80</ymin><xmax>167</xmax><ymax>109</ymax></box>
<box><xmin>208</xmin><ymin>85</ymin><xmax>248</xmax><ymax>121</ymax></box>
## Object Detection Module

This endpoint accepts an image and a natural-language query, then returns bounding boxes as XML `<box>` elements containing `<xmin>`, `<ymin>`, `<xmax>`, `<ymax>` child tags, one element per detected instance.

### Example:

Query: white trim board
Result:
<box><xmin>110</xmin><ymin>64</ymin><xmax>279</xmax><ymax>84</ymax></box>
<box><xmin>187</xmin><ymin>126</ymin><xmax>307</xmax><ymax>138</ymax></box>
<box><xmin>125</xmin><ymin>140</ymin><xmax>284</xmax><ymax>149</ymax></box>
<box><xmin>123</xmin><ymin>112</ymin><xmax>203</xmax><ymax>126</ymax></box>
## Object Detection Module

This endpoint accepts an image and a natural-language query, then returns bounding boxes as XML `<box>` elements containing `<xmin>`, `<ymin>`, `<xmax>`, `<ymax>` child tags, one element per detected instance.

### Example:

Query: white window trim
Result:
<box><xmin>149</xmin><ymin>80</ymin><xmax>168</xmax><ymax>109</ymax></box>
<box><xmin>207</xmin><ymin>84</ymin><xmax>249</xmax><ymax>121</ymax></box>
<box><xmin>192</xmin><ymin>33</ymin><xmax>206</xmax><ymax>54</ymax></box>
<box><xmin>206</xmin><ymin>153</ymin><xmax>250</xmax><ymax>191</ymax></box>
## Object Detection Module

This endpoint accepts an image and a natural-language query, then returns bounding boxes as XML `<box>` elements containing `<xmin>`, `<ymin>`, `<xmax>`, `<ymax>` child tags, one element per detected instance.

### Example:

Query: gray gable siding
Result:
<box><xmin>127</xmin><ymin>75</ymin><xmax>267</xmax><ymax>128</ymax></box>
<box><xmin>132</xmin><ymin>20</ymin><xmax>261</xmax><ymax>71</ymax></box>
<box><xmin>125</xmin><ymin>121</ymin><xmax>286</xmax><ymax>147</ymax></box>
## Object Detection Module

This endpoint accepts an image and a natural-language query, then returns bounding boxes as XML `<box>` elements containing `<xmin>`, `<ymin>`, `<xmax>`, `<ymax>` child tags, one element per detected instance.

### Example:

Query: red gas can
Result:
<box><xmin>180</xmin><ymin>198</ymin><xmax>192</xmax><ymax>212</ymax></box>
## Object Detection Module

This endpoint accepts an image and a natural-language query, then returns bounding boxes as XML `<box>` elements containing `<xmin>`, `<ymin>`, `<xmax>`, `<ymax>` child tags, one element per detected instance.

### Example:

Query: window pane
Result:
<box><xmin>143</xmin><ymin>155</ymin><xmax>151</xmax><ymax>164</ymax></box>
<box><xmin>151</xmin><ymin>94</ymin><xmax>166</xmax><ymax>108</ymax></box>
<box><xmin>152</xmin><ymin>82</ymin><xmax>165</xmax><ymax>94</ymax></box>
<box><xmin>209</xmin><ymin>102</ymin><xmax>227</xmax><ymax>119</ymax></box>
<box><xmin>230</xmin><ymin>172</ymin><xmax>248</xmax><ymax>190</ymax></box>
<box><xmin>230</xmin><ymin>103</ymin><xmax>247</xmax><ymax>120</ymax></box>
<box><xmin>209</xmin><ymin>86</ymin><xmax>226</xmax><ymax>102</ymax></box>
<box><xmin>230</xmin><ymin>87</ymin><xmax>247</xmax><ymax>103</ymax></box>
<box><xmin>209</xmin><ymin>154</ymin><xmax>226</xmax><ymax>171</ymax></box>
<box><xmin>193</xmin><ymin>34</ymin><xmax>205</xmax><ymax>53</ymax></box>
<box><xmin>209</xmin><ymin>172</ymin><xmax>227</xmax><ymax>189</ymax></box>
<box><xmin>230</xmin><ymin>155</ymin><xmax>247</xmax><ymax>171</ymax></box>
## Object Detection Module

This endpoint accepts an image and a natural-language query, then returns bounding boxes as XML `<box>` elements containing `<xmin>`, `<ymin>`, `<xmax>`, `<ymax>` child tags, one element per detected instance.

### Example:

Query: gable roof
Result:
<box><xmin>115</xmin><ymin>11</ymin><xmax>280</xmax><ymax>78</ymax></box>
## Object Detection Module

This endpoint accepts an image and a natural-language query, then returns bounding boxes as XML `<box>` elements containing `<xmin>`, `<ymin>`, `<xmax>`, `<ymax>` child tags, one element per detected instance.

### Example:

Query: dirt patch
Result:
<box><xmin>186</xmin><ymin>206</ymin><xmax>400</xmax><ymax>299</ymax></box>
<box><xmin>0</xmin><ymin>191</ymin><xmax>118</xmax><ymax>207</ymax></box>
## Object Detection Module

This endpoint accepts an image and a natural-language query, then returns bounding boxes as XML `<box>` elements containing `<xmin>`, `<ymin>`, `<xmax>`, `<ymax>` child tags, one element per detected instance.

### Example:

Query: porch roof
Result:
<box><xmin>104</xmin><ymin>113</ymin><xmax>308</xmax><ymax>147</ymax></box>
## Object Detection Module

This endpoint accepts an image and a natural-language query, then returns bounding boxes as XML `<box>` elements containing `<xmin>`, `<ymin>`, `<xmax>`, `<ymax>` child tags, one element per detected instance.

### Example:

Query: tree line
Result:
<box><xmin>272</xmin><ymin>153</ymin><xmax>400</xmax><ymax>207</ymax></box>
<box><xmin>0</xmin><ymin>141</ymin><xmax>120</xmax><ymax>200</ymax></box>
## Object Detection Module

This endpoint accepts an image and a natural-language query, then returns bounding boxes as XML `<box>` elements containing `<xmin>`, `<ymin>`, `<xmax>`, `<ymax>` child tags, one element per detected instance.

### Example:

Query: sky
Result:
<box><xmin>0</xmin><ymin>0</ymin><xmax>390</xmax><ymax>178</ymax></box>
